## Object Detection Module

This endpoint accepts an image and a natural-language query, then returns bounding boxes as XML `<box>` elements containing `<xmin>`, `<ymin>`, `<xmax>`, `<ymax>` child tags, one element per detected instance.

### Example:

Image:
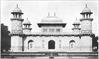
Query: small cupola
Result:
<box><xmin>23</xmin><ymin>18</ymin><xmax>32</xmax><ymax>34</ymax></box>
<box><xmin>23</xmin><ymin>18</ymin><xmax>31</xmax><ymax>25</ymax></box>
<box><xmin>73</xmin><ymin>18</ymin><xmax>80</xmax><ymax>25</ymax></box>
<box><xmin>23</xmin><ymin>18</ymin><xmax>31</xmax><ymax>29</ymax></box>
<box><xmin>72</xmin><ymin>18</ymin><xmax>81</xmax><ymax>30</ymax></box>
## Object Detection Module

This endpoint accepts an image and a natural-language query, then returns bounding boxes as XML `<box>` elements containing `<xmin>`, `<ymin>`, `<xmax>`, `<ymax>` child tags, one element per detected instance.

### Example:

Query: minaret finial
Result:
<box><xmin>48</xmin><ymin>12</ymin><xmax>50</xmax><ymax>16</ymax></box>
<box><xmin>27</xmin><ymin>17</ymin><xmax>28</xmax><ymax>20</ymax></box>
<box><xmin>76</xmin><ymin>17</ymin><xmax>77</xmax><ymax>20</ymax></box>
<box><xmin>85</xmin><ymin>0</ymin><xmax>88</xmax><ymax>8</ymax></box>
<box><xmin>85</xmin><ymin>3</ymin><xmax>88</xmax><ymax>8</ymax></box>
<box><xmin>54</xmin><ymin>12</ymin><xmax>56</xmax><ymax>16</ymax></box>
<box><xmin>16</xmin><ymin>4</ymin><xmax>19</xmax><ymax>8</ymax></box>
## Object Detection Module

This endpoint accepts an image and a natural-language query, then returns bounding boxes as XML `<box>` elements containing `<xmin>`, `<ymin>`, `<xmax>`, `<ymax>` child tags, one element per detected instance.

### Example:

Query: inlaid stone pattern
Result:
<box><xmin>11</xmin><ymin>20</ymin><xmax>23</xmax><ymax>34</ymax></box>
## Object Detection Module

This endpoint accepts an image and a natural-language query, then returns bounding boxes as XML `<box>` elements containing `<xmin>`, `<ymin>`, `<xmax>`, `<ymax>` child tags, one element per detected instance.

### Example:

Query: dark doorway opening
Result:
<box><xmin>48</xmin><ymin>40</ymin><xmax>55</xmax><ymax>49</ymax></box>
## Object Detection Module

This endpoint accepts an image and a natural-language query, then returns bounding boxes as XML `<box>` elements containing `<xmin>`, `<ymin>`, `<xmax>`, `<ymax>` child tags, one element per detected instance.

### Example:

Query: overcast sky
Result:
<box><xmin>1</xmin><ymin>0</ymin><xmax>98</xmax><ymax>36</ymax></box>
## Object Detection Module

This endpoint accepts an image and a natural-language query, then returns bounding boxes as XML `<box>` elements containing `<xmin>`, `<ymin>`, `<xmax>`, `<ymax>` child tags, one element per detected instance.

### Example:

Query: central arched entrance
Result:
<box><xmin>48</xmin><ymin>40</ymin><xmax>55</xmax><ymax>49</ymax></box>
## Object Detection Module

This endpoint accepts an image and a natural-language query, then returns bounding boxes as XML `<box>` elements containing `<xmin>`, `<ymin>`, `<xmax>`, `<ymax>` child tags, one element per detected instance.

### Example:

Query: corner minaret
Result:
<box><xmin>11</xmin><ymin>4</ymin><xmax>24</xmax><ymax>34</ymax></box>
<box><xmin>72</xmin><ymin>18</ymin><xmax>81</xmax><ymax>34</ymax></box>
<box><xmin>10</xmin><ymin>4</ymin><xmax>24</xmax><ymax>52</ymax></box>
<box><xmin>80</xmin><ymin>4</ymin><xmax>93</xmax><ymax>34</ymax></box>
<box><xmin>23</xmin><ymin>18</ymin><xmax>32</xmax><ymax>34</ymax></box>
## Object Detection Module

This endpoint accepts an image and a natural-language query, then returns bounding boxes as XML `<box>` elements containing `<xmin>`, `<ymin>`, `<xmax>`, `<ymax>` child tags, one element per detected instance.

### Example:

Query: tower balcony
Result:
<box><xmin>10</xmin><ymin>18</ymin><xmax>24</xmax><ymax>21</ymax></box>
<box><xmin>80</xmin><ymin>18</ymin><xmax>93</xmax><ymax>21</ymax></box>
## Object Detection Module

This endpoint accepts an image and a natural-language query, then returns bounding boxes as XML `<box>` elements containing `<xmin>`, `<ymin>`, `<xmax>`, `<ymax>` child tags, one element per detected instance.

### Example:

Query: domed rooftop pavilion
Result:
<box><xmin>38</xmin><ymin>13</ymin><xmax>66</xmax><ymax>28</ymax></box>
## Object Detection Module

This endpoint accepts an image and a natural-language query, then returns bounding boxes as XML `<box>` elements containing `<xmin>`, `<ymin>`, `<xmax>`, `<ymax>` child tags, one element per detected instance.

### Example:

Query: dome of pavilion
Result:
<box><xmin>82</xmin><ymin>4</ymin><xmax>91</xmax><ymax>13</ymax></box>
<box><xmin>23</xmin><ymin>18</ymin><xmax>31</xmax><ymax>25</ymax></box>
<box><xmin>73</xmin><ymin>18</ymin><xmax>80</xmax><ymax>25</ymax></box>
<box><xmin>41</xmin><ymin>13</ymin><xmax>63</xmax><ymax>23</ymax></box>
<box><xmin>13</xmin><ymin>4</ymin><xmax>22</xmax><ymax>13</ymax></box>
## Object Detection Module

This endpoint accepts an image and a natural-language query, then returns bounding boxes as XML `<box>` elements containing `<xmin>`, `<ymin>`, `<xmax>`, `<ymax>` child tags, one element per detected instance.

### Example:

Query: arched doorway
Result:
<box><xmin>48</xmin><ymin>40</ymin><xmax>55</xmax><ymax>49</ymax></box>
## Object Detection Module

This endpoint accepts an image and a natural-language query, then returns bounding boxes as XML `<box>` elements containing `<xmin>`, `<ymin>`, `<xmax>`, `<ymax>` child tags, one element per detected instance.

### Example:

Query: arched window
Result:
<box><xmin>69</xmin><ymin>40</ymin><xmax>75</xmax><ymax>48</ymax></box>
<box><xmin>28</xmin><ymin>40</ymin><xmax>33</xmax><ymax>49</ymax></box>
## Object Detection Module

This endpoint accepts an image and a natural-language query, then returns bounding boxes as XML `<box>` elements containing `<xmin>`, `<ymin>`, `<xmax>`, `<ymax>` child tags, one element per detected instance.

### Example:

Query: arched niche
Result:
<box><xmin>28</xmin><ymin>40</ymin><xmax>34</xmax><ymax>49</ymax></box>
<box><xmin>69</xmin><ymin>40</ymin><xmax>75</xmax><ymax>48</ymax></box>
